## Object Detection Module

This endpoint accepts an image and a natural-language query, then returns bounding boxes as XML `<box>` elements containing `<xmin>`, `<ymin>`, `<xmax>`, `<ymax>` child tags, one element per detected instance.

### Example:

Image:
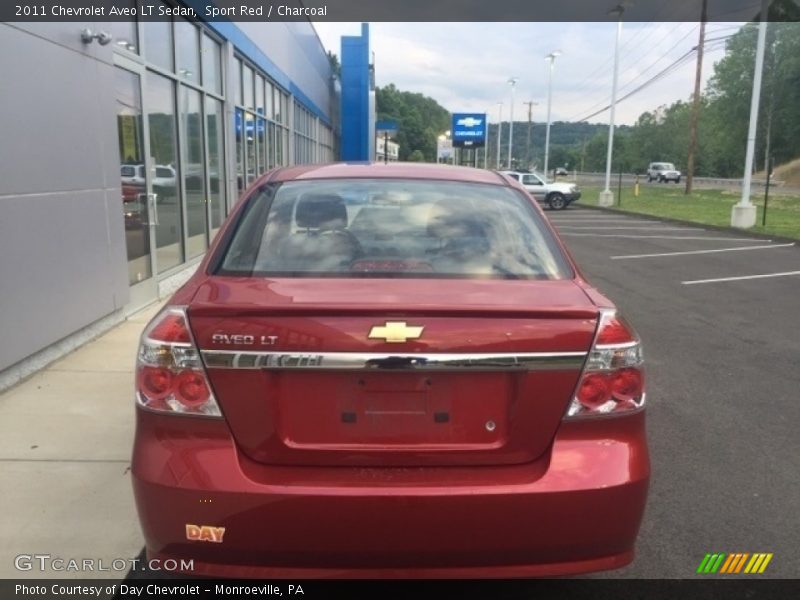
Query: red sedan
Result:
<box><xmin>132</xmin><ymin>163</ymin><xmax>649</xmax><ymax>578</ymax></box>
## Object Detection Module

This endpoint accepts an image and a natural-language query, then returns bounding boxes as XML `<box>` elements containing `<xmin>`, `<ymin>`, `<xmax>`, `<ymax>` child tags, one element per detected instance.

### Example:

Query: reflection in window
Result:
<box><xmin>176</xmin><ymin>19</ymin><xmax>200</xmax><ymax>84</ymax></box>
<box><xmin>235</xmin><ymin>108</ymin><xmax>245</xmax><ymax>197</ymax></box>
<box><xmin>145</xmin><ymin>71</ymin><xmax>183</xmax><ymax>272</ymax></box>
<box><xmin>245</xmin><ymin>112</ymin><xmax>256</xmax><ymax>186</ymax></box>
<box><xmin>143</xmin><ymin>17</ymin><xmax>173</xmax><ymax>72</ymax></box>
<box><xmin>256</xmin><ymin>74</ymin><xmax>264</xmax><ymax>116</ymax></box>
<box><xmin>111</xmin><ymin>10</ymin><xmax>138</xmax><ymax>54</ymax></box>
<box><xmin>258</xmin><ymin>117</ymin><xmax>267</xmax><ymax>174</ymax></box>
<box><xmin>235</xmin><ymin>59</ymin><xmax>243</xmax><ymax>105</ymax></box>
<box><xmin>206</xmin><ymin>97</ymin><xmax>226</xmax><ymax>237</ymax></box>
<box><xmin>115</xmin><ymin>67</ymin><xmax>151</xmax><ymax>285</ymax></box>
<box><xmin>202</xmin><ymin>34</ymin><xmax>222</xmax><ymax>94</ymax></box>
<box><xmin>182</xmin><ymin>86</ymin><xmax>207</xmax><ymax>258</ymax></box>
<box><xmin>243</xmin><ymin>66</ymin><xmax>254</xmax><ymax>111</ymax></box>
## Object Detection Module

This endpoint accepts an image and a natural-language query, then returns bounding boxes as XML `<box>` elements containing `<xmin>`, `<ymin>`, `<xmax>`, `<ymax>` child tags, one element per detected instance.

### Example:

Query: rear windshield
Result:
<box><xmin>216</xmin><ymin>179</ymin><xmax>573</xmax><ymax>280</ymax></box>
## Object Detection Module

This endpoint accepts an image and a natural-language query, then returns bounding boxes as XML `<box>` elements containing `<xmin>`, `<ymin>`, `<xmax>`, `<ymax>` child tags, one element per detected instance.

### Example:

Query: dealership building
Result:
<box><xmin>0</xmin><ymin>13</ymin><xmax>374</xmax><ymax>389</ymax></box>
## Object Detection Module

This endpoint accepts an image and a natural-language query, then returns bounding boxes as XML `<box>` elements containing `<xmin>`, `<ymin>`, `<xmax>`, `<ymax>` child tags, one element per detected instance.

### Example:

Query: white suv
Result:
<box><xmin>499</xmin><ymin>171</ymin><xmax>581</xmax><ymax>210</ymax></box>
<box><xmin>647</xmin><ymin>162</ymin><xmax>681</xmax><ymax>183</ymax></box>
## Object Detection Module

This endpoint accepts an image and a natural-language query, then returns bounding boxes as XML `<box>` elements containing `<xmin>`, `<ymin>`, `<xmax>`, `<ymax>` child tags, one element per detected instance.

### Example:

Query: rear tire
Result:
<box><xmin>548</xmin><ymin>193</ymin><xmax>567</xmax><ymax>210</ymax></box>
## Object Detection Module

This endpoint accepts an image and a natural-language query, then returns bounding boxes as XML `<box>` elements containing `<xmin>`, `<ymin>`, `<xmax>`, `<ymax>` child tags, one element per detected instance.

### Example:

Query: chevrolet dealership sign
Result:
<box><xmin>452</xmin><ymin>113</ymin><xmax>487</xmax><ymax>148</ymax></box>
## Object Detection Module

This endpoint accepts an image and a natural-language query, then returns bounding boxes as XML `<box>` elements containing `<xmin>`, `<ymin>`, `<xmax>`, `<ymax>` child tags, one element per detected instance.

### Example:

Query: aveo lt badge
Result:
<box><xmin>368</xmin><ymin>321</ymin><xmax>424</xmax><ymax>343</ymax></box>
<box><xmin>186</xmin><ymin>524</ymin><xmax>226</xmax><ymax>543</ymax></box>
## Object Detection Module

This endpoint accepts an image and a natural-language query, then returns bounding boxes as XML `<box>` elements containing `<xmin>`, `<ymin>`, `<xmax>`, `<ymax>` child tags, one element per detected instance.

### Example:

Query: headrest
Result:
<box><xmin>426</xmin><ymin>200</ymin><xmax>486</xmax><ymax>239</ymax></box>
<box><xmin>295</xmin><ymin>194</ymin><xmax>348</xmax><ymax>230</ymax></box>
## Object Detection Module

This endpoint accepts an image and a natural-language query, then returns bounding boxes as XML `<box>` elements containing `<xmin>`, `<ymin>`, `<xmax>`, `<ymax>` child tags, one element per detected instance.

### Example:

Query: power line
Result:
<box><xmin>573</xmin><ymin>49</ymin><xmax>698</xmax><ymax>123</ymax></box>
<box><xmin>563</xmin><ymin>0</ymin><xmax>700</xmax><ymax>99</ymax></box>
<box><xmin>567</xmin><ymin>24</ymin><xmax>700</xmax><ymax>122</ymax></box>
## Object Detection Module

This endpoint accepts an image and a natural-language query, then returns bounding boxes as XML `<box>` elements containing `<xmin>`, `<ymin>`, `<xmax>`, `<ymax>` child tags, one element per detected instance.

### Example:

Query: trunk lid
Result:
<box><xmin>189</xmin><ymin>277</ymin><xmax>598</xmax><ymax>467</ymax></box>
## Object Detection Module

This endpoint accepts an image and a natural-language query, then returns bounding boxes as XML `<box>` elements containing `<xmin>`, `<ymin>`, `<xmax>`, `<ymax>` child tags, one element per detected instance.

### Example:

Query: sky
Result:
<box><xmin>313</xmin><ymin>22</ymin><xmax>744</xmax><ymax>126</ymax></box>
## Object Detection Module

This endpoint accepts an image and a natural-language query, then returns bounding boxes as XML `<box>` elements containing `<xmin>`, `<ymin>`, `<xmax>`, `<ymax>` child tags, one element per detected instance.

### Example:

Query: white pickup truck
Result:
<box><xmin>499</xmin><ymin>171</ymin><xmax>581</xmax><ymax>210</ymax></box>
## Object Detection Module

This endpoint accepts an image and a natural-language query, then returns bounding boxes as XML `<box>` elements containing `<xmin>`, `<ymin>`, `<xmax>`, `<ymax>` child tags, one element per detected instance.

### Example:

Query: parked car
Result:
<box><xmin>121</xmin><ymin>164</ymin><xmax>176</xmax><ymax>187</ymax></box>
<box><xmin>499</xmin><ymin>170</ymin><xmax>581</xmax><ymax>210</ymax></box>
<box><xmin>554</xmin><ymin>167</ymin><xmax>569</xmax><ymax>177</ymax></box>
<box><xmin>132</xmin><ymin>162</ymin><xmax>649</xmax><ymax>578</ymax></box>
<box><xmin>647</xmin><ymin>162</ymin><xmax>681</xmax><ymax>183</ymax></box>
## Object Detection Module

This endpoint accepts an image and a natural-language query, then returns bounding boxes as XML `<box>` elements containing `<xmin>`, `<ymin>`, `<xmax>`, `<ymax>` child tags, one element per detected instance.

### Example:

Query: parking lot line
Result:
<box><xmin>682</xmin><ymin>270</ymin><xmax>800</xmax><ymax>285</ymax></box>
<box><xmin>559</xmin><ymin>233</ymin><xmax>771</xmax><ymax>242</ymax></box>
<box><xmin>557</xmin><ymin>226</ymin><xmax>703</xmax><ymax>231</ymax></box>
<box><xmin>611</xmin><ymin>242</ymin><xmax>795</xmax><ymax>260</ymax></box>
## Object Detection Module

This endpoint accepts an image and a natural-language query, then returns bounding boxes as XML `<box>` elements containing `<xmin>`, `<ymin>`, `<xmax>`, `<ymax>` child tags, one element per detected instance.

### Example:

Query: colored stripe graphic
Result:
<box><xmin>699</xmin><ymin>553</ymin><xmax>773</xmax><ymax>574</ymax></box>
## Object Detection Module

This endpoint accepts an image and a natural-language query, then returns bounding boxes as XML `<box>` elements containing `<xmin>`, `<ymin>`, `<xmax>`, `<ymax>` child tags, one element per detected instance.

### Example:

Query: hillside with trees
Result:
<box><xmin>375</xmin><ymin>20</ymin><xmax>800</xmax><ymax>176</ymax></box>
<box><xmin>567</xmin><ymin>20</ymin><xmax>800</xmax><ymax>177</ymax></box>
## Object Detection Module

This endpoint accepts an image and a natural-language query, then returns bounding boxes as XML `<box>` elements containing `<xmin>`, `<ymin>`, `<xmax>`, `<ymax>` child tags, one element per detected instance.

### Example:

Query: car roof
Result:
<box><xmin>268</xmin><ymin>162</ymin><xmax>512</xmax><ymax>186</ymax></box>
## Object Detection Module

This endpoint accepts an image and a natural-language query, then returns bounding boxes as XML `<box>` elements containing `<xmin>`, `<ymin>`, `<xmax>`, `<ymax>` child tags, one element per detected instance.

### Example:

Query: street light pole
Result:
<box><xmin>599</xmin><ymin>9</ymin><xmax>623</xmax><ymax>207</ymax></box>
<box><xmin>496</xmin><ymin>102</ymin><xmax>503</xmax><ymax>170</ymax></box>
<box><xmin>507</xmin><ymin>78</ymin><xmax>518</xmax><ymax>169</ymax></box>
<box><xmin>543</xmin><ymin>51</ymin><xmax>560</xmax><ymax>180</ymax></box>
<box><xmin>484</xmin><ymin>107</ymin><xmax>491</xmax><ymax>168</ymax></box>
<box><xmin>732</xmin><ymin>0</ymin><xmax>768</xmax><ymax>228</ymax></box>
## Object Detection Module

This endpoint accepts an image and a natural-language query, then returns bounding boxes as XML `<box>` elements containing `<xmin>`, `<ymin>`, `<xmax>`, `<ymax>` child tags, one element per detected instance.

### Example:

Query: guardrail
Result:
<box><xmin>570</xmin><ymin>172</ymin><xmax>785</xmax><ymax>188</ymax></box>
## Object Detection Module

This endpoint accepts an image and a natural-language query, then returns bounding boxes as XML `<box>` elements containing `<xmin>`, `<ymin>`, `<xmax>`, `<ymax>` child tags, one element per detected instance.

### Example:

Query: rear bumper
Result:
<box><xmin>132</xmin><ymin>411</ymin><xmax>649</xmax><ymax>578</ymax></box>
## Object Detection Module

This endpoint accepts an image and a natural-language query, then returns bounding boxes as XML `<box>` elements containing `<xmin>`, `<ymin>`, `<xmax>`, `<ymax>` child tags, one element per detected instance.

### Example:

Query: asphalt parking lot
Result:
<box><xmin>548</xmin><ymin>206</ymin><xmax>800</xmax><ymax>578</ymax></box>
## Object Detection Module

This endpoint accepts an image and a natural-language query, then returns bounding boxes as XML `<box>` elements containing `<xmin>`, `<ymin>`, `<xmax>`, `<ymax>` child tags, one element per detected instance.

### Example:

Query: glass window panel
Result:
<box><xmin>256</xmin><ymin>75</ymin><xmax>265</xmax><ymax>117</ymax></box>
<box><xmin>257</xmin><ymin>117</ymin><xmax>267</xmax><ymax>174</ymax></box>
<box><xmin>266</xmin><ymin>82</ymin><xmax>274</xmax><ymax>120</ymax></box>
<box><xmin>206</xmin><ymin>97</ymin><xmax>226</xmax><ymax>237</ymax></box>
<box><xmin>267</xmin><ymin>122</ymin><xmax>276</xmax><ymax>169</ymax></box>
<box><xmin>235</xmin><ymin>59</ymin><xmax>243</xmax><ymax>105</ymax></box>
<box><xmin>181</xmin><ymin>86</ymin><xmax>207</xmax><ymax>258</ymax></box>
<box><xmin>145</xmin><ymin>71</ymin><xmax>183</xmax><ymax>271</ymax></box>
<box><xmin>176</xmin><ymin>19</ymin><xmax>200</xmax><ymax>84</ymax></box>
<box><xmin>111</xmin><ymin>9</ymin><xmax>138</xmax><ymax>54</ymax></box>
<box><xmin>243</xmin><ymin>65</ymin><xmax>254</xmax><ymax>111</ymax></box>
<box><xmin>245</xmin><ymin>112</ymin><xmax>256</xmax><ymax>186</ymax></box>
<box><xmin>115</xmin><ymin>67</ymin><xmax>151</xmax><ymax>284</ymax></box>
<box><xmin>235</xmin><ymin>108</ymin><xmax>245</xmax><ymax>197</ymax></box>
<box><xmin>202</xmin><ymin>34</ymin><xmax>222</xmax><ymax>95</ymax></box>
<box><xmin>142</xmin><ymin>14</ymin><xmax>173</xmax><ymax>71</ymax></box>
<box><xmin>274</xmin><ymin>88</ymin><xmax>282</xmax><ymax>123</ymax></box>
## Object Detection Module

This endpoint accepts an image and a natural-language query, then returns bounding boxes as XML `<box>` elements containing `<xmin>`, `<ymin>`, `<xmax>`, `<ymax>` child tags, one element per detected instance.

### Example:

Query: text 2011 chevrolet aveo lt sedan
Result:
<box><xmin>132</xmin><ymin>162</ymin><xmax>649</xmax><ymax>578</ymax></box>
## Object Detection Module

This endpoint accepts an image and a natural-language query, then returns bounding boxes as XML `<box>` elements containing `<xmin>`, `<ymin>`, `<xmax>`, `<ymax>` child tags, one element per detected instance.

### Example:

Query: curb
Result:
<box><xmin>571</xmin><ymin>203</ymin><xmax>800</xmax><ymax>246</ymax></box>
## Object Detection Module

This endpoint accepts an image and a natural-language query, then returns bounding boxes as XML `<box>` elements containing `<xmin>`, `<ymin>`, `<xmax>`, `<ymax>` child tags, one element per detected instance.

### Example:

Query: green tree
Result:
<box><xmin>375</xmin><ymin>84</ymin><xmax>451</xmax><ymax>162</ymax></box>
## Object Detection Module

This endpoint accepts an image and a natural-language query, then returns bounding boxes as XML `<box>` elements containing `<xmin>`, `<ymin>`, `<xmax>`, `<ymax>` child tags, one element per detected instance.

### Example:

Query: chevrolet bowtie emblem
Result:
<box><xmin>368</xmin><ymin>321</ymin><xmax>424</xmax><ymax>343</ymax></box>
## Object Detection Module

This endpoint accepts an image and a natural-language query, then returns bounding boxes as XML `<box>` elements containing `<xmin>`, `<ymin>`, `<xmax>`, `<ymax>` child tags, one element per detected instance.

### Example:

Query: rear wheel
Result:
<box><xmin>548</xmin><ymin>193</ymin><xmax>567</xmax><ymax>210</ymax></box>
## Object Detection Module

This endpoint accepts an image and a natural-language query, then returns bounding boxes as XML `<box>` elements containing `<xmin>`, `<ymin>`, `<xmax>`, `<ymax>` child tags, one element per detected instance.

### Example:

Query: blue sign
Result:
<box><xmin>452</xmin><ymin>113</ymin><xmax>487</xmax><ymax>148</ymax></box>
<box><xmin>376</xmin><ymin>119</ymin><xmax>399</xmax><ymax>136</ymax></box>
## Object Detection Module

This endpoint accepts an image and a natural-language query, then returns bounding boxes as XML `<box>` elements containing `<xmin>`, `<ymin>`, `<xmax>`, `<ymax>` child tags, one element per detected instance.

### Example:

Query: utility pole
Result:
<box><xmin>523</xmin><ymin>101</ymin><xmax>538</xmax><ymax>169</ymax></box>
<box><xmin>685</xmin><ymin>0</ymin><xmax>707</xmax><ymax>195</ymax></box>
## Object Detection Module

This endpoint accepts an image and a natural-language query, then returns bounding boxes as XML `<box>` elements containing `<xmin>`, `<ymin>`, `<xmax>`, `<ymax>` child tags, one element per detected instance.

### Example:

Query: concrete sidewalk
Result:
<box><xmin>0</xmin><ymin>302</ymin><xmax>162</xmax><ymax>579</ymax></box>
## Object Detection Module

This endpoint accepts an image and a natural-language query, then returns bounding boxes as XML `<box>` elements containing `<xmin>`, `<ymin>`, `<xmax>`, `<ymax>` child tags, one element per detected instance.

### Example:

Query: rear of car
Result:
<box><xmin>131</xmin><ymin>163</ymin><xmax>649</xmax><ymax>578</ymax></box>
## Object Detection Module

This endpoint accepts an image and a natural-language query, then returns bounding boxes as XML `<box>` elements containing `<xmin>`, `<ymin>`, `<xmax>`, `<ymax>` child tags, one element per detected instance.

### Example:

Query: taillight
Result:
<box><xmin>135</xmin><ymin>306</ymin><xmax>221</xmax><ymax>417</ymax></box>
<box><xmin>566</xmin><ymin>309</ymin><xmax>645</xmax><ymax>418</ymax></box>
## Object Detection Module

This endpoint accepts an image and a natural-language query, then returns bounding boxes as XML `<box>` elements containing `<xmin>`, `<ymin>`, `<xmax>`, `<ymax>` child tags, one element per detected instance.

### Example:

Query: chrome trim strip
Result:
<box><xmin>200</xmin><ymin>350</ymin><xmax>588</xmax><ymax>371</ymax></box>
